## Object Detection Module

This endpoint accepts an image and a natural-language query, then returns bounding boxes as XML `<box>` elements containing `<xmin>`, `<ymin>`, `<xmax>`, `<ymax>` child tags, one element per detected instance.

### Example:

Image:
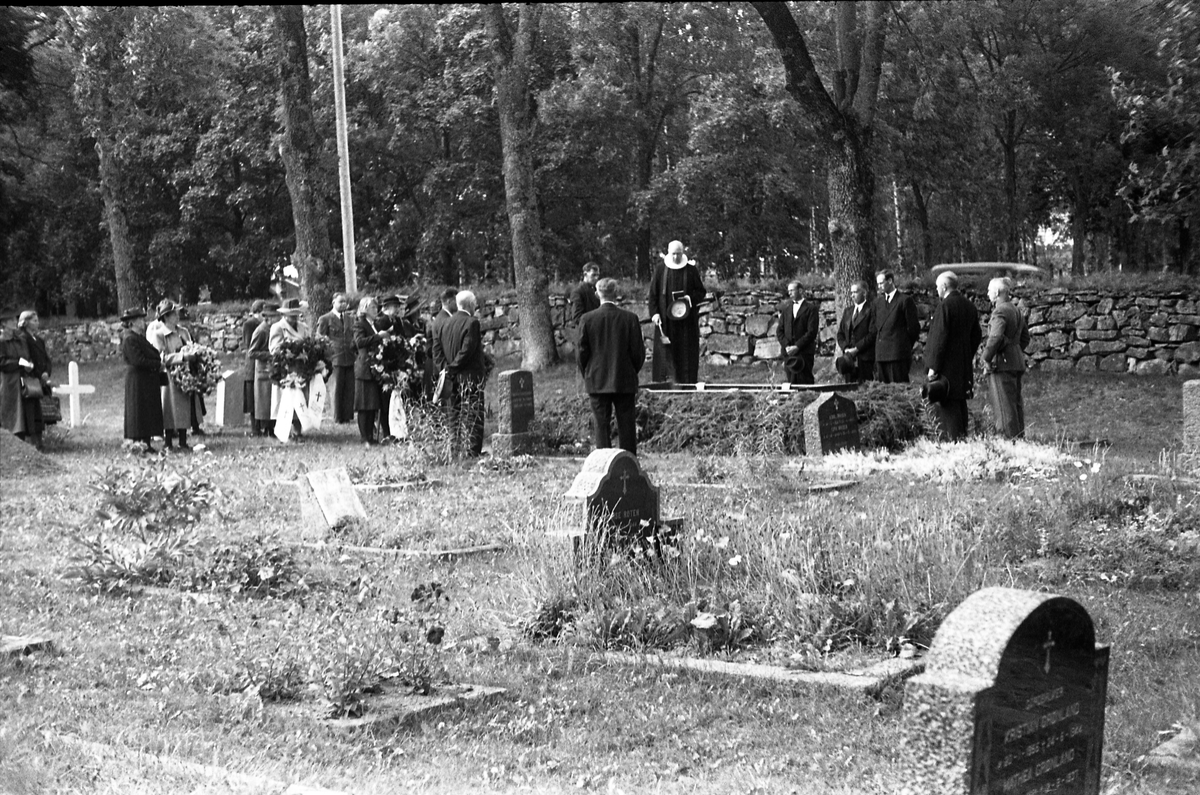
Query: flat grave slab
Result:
<box><xmin>2</xmin><ymin>634</ymin><xmax>54</xmax><ymax>656</ymax></box>
<box><xmin>807</xmin><ymin>479</ymin><xmax>860</xmax><ymax>492</ymax></box>
<box><xmin>305</xmin><ymin>468</ymin><xmax>367</xmax><ymax>528</ymax></box>
<box><xmin>300</xmin><ymin>541</ymin><xmax>504</xmax><ymax>560</ymax></box>
<box><xmin>301</xmin><ymin>683</ymin><xmax>507</xmax><ymax>731</ymax></box>
<box><xmin>1144</xmin><ymin>722</ymin><xmax>1200</xmax><ymax>773</ymax></box>
<box><xmin>601</xmin><ymin>651</ymin><xmax>923</xmax><ymax>698</ymax></box>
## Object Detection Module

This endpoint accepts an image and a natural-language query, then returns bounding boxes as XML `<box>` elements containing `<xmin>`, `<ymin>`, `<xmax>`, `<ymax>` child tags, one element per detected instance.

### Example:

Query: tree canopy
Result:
<box><xmin>1</xmin><ymin>1</ymin><xmax>1195</xmax><ymax>319</ymax></box>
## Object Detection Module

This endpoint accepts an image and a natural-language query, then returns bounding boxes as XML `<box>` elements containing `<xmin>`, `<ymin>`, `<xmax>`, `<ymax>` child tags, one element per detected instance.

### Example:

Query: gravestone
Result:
<box><xmin>214</xmin><ymin>370</ymin><xmax>245</xmax><ymax>428</ymax></box>
<box><xmin>803</xmin><ymin>392</ymin><xmax>860</xmax><ymax>456</ymax></box>
<box><xmin>490</xmin><ymin>369</ymin><xmax>535</xmax><ymax>456</ymax></box>
<box><xmin>562</xmin><ymin>449</ymin><xmax>669</xmax><ymax>553</ymax></box>
<box><xmin>305</xmin><ymin>468</ymin><xmax>368</xmax><ymax>528</ymax></box>
<box><xmin>1183</xmin><ymin>380</ymin><xmax>1200</xmax><ymax>452</ymax></box>
<box><xmin>899</xmin><ymin>586</ymin><xmax>1109</xmax><ymax>795</ymax></box>
<box><xmin>53</xmin><ymin>361</ymin><xmax>95</xmax><ymax>429</ymax></box>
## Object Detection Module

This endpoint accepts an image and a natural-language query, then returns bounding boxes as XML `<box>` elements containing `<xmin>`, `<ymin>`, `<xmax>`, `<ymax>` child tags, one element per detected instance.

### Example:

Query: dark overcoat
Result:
<box><xmin>439</xmin><ymin>311</ymin><xmax>486</xmax><ymax>378</ymax></box>
<box><xmin>837</xmin><ymin>302</ymin><xmax>876</xmax><ymax>369</ymax></box>
<box><xmin>871</xmin><ymin>291</ymin><xmax>921</xmax><ymax>363</ymax></box>
<box><xmin>354</xmin><ymin>314</ymin><xmax>387</xmax><ymax>412</ymax></box>
<box><xmin>122</xmin><ymin>330</ymin><xmax>165</xmax><ymax>439</ymax></box>
<box><xmin>578</xmin><ymin>303</ymin><xmax>645</xmax><ymax>394</ymax></box>
<box><xmin>924</xmin><ymin>290</ymin><xmax>983</xmax><ymax>400</ymax></box>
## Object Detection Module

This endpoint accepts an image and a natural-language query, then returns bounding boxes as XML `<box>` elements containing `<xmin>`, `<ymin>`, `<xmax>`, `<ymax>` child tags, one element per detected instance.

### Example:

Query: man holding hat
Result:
<box><xmin>776</xmin><ymin>281</ymin><xmax>819</xmax><ymax>385</ymax></box>
<box><xmin>648</xmin><ymin>240</ymin><xmax>707</xmax><ymax>384</ymax></box>
<box><xmin>924</xmin><ymin>271</ymin><xmax>982</xmax><ymax>441</ymax></box>
<box><xmin>981</xmin><ymin>277</ymin><xmax>1030</xmax><ymax>439</ymax></box>
<box><xmin>836</xmin><ymin>281</ymin><xmax>875</xmax><ymax>383</ymax></box>
<box><xmin>871</xmin><ymin>269</ymin><xmax>921</xmax><ymax>383</ymax></box>
<box><xmin>578</xmin><ymin>278</ymin><xmax>645</xmax><ymax>453</ymax></box>
<box><xmin>119</xmin><ymin>307</ymin><xmax>164</xmax><ymax>453</ymax></box>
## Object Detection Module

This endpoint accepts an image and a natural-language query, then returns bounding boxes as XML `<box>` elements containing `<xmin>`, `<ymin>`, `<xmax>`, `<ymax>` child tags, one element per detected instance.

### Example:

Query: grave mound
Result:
<box><xmin>0</xmin><ymin>428</ymin><xmax>58</xmax><ymax>476</ymax></box>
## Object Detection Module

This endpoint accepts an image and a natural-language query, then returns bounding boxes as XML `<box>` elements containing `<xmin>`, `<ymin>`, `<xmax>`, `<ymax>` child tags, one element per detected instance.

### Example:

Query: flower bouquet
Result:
<box><xmin>270</xmin><ymin>337</ymin><xmax>330</xmax><ymax>390</ymax></box>
<box><xmin>370</xmin><ymin>335</ymin><xmax>424</xmax><ymax>394</ymax></box>
<box><xmin>170</xmin><ymin>343</ymin><xmax>222</xmax><ymax>396</ymax></box>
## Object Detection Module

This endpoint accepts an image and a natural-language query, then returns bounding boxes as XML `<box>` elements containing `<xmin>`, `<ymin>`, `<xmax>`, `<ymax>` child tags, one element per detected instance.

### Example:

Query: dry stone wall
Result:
<box><xmin>35</xmin><ymin>286</ymin><xmax>1200</xmax><ymax>378</ymax></box>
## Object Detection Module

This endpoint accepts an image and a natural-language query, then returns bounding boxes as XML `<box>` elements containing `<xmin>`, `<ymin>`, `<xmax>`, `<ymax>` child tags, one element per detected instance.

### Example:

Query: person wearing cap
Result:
<box><xmin>317</xmin><ymin>293</ymin><xmax>355</xmax><ymax>424</ymax></box>
<box><xmin>578</xmin><ymin>278</ymin><xmax>645</xmax><ymax>453</ymax></box>
<box><xmin>119</xmin><ymin>308</ymin><xmax>164</xmax><ymax>454</ymax></box>
<box><xmin>438</xmin><ymin>290</ymin><xmax>487</xmax><ymax>457</ymax></box>
<box><xmin>241</xmin><ymin>299</ymin><xmax>265</xmax><ymax>418</ymax></box>
<box><xmin>776</xmin><ymin>281</ymin><xmax>819</xmax><ymax>385</ymax></box>
<box><xmin>870</xmin><ymin>269</ymin><xmax>921</xmax><ymax>383</ymax></box>
<box><xmin>648</xmin><ymin>240</ymin><xmax>707</xmax><ymax>384</ymax></box>
<box><xmin>836</xmin><ymin>281</ymin><xmax>875</xmax><ymax>384</ymax></box>
<box><xmin>147</xmin><ymin>299</ymin><xmax>196</xmax><ymax>451</ymax></box>
<box><xmin>353</xmin><ymin>296</ymin><xmax>391</xmax><ymax>444</ymax></box>
<box><xmin>0</xmin><ymin>308</ymin><xmax>44</xmax><ymax>448</ymax></box>
<box><xmin>247</xmin><ymin>303</ymin><xmax>280</xmax><ymax>437</ymax></box>
<box><xmin>981</xmin><ymin>277</ymin><xmax>1031</xmax><ymax>439</ymax></box>
<box><xmin>924</xmin><ymin>271</ymin><xmax>982</xmax><ymax>441</ymax></box>
<box><xmin>570</xmin><ymin>262</ymin><xmax>601</xmax><ymax>327</ymax></box>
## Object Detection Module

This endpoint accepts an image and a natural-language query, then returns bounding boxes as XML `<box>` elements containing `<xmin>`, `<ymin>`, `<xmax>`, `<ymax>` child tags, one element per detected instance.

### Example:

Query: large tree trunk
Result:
<box><xmin>486</xmin><ymin>4</ymin><xmax>558</xmax><ymax>371</ymax></box>
<box><xmin>271</xmin><ymin>5</ymin><xmax>335</xmax><ymax>328</ymax></box>
<box><xmin>998</xmin><ymin>110</ymin><xmax>1020</xmax><ymax>261</ymax></box>
<box><xmin>753</xmin><ymin>1</ymin><xmax>886</xmax><ymax>320</ymax></box>
<box><xmin>910</xmin><ymin>179</ymin><xmax>934</xmax><ymax>270</ymax></box>
<box><xmin>95</xmin><ymin>134</ymin><xmax>139</xmax><ymax>311</ymax></box>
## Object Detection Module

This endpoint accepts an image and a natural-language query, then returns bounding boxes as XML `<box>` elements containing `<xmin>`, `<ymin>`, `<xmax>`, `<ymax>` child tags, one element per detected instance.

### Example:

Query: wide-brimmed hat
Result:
<box><xmin>278</xmin><ymin>298</ymin><xmax>303</xmax><ymax>316</ymax></box>
<box><xmin>783</xmin><ymin>350</ymin><xmax>807</xmax><ymax>371</ymax></box>
<box><xmin>120</xmin><ymin>307</ymin><xmax>147</xmax><ymax>323</ymax></box>
<box><xmin>156</xmin><ymin>299</ymin><xmax>179</xmax><ymax>320</ymax></box>
<box><xmin>380</xmin><ymin>294</ymin><xmax>402</xmax><ymax>309</ymax></box>
<box><xmin>262</xmin><ymin>302</ymin><xmax>281</xmax><ymax>316</ymax></box>
<box><xmin>835</xmin><ymin>353</ymin><xmax>857</xmax><ymax>378</ymax></box>
<box><xmin>922</xmin><ymin>374</ymin><xmax>950</xmax><ymax>403</ymax></box>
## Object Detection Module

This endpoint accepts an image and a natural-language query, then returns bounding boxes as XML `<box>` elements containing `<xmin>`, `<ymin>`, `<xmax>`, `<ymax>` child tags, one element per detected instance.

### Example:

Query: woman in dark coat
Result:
<box><xmin>0</xmin><ymin>308</ymin><xmax>41</xmax><ymax>447</ymax></box>
<box><xmin>353</xmin><ymin>296</ymin><xmax>391</xmax><ymax>444</ymax></box>
<box><xmin>120</xmin><ymin>308</ymin><xmax>164</xmax><ymax>453</ymax></box>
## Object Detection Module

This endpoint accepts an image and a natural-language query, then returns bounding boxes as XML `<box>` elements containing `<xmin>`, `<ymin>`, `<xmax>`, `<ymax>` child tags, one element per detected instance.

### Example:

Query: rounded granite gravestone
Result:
<box><xmin>802</xmin><ymin>392</ymin><xmax>860</xmax><ymax>456</ymax></box>
<box><xmin>900</xmin><ymin>587</ymin><xmax>1109</xmax><ymax>795</ymax></box>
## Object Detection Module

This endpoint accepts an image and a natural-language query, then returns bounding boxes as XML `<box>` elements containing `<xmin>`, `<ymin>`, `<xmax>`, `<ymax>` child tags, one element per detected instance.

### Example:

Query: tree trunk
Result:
<box><xmin>95</xmin><ymin>134</ymin><xmax>139</xmax><ymax>311</ymax></box>
<box><xmin>826</xmin><ymin>136</ymin><xmax>877</xmax><ymax>310</ymax></box>
<box><xmin>487</xmin><ymin>5</ymin><xmax>558</xmax><ymax>371</ymax></box>
<box><xmin>910</xmin><ymin>179</ymin><xmax>933</xmax><ymax>270</ymax></box>
<box><xmin>271</xmin><ymin>5</ymin><xmax>335</xmax><ymax>328</ymax></box>
<box><xmin>999</xmin><ymin>111</ymin><xmax>1020</xmax><ymax>261</ymax></box>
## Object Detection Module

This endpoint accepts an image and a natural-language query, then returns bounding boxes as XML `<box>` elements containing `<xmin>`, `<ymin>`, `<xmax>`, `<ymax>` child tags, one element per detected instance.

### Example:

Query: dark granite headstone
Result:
<box><xmin>491</xmin><ymin>369</ymin><xmax>535</xmax><ymax>456</ymax></box>
<box><xmin>564</xmin><ymin>449</ymin><xmax>660</xmax><ymax>548</ymax></box>
<box><xmin>802</xmin><ymin>392</ymin><xmax>860</xmax><ymax>456</ymax></box>
<box><xmin>900</xmin><ymin>586</ymin><xmax>1109</xmax><ymax>795</ymax></box>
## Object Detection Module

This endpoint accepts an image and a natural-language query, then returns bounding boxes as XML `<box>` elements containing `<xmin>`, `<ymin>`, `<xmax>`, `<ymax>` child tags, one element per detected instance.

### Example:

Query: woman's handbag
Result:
<box><xmin>20</xmin><ymin>375</ymin><xmax>44</xmax><ymax>399</ymax></box>
<box><xmin>41</xmin><ymin>395</ymin><xmax>62</xmax><ymax>424</ymax></box>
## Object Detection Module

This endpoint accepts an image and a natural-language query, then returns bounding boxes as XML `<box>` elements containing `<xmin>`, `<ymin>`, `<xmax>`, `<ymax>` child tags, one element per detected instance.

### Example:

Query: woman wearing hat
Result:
<box><xmin>269</xmin><ymin>298</ymin><xmax>314</xmax><ymax>441</ymax></box>
<box><xmin>353</xmin><ymin>296</ymin><xmax>391</xmax><ymax>444</ymax></box>
<box><xmin>648</xmin><ymin>240</ymin><xmax>708</xmax><ymax>384</ymax></box>
<box><xmin>119</xmin><ymin>308</ymin><xmax>164</xmax><ymax>453</ymax></box>
<box><xmin>146</xmin><ymin>299</ymin><xmax>197</xmax><ymax>451</ymax></box>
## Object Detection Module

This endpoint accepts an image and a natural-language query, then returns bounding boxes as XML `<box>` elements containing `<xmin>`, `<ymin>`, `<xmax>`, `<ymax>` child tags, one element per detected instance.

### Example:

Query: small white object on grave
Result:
<box><xmin>53</xmin><ymin>361</ymin><xmax>95</xmax><ymax>428</ymax></box>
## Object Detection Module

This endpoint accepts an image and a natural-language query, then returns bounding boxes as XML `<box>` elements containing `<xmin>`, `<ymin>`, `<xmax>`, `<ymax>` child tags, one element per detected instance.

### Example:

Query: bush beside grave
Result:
<box><xmin>532</xmin><ymin>383</ymin><xmax>927</xmax><ymax>455</ymax></box>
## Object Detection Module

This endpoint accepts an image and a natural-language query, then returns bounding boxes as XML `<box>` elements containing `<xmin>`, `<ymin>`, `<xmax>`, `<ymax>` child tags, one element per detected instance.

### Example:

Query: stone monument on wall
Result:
<box><xmin>490</xmin><ymin>369</ymin><xmax>535</xmax><ymax>456</ymax></box>
<box><xmin>899</xmin><ymin>586</ymin><xmax>1109</xmax><ymax>795</ymax></box>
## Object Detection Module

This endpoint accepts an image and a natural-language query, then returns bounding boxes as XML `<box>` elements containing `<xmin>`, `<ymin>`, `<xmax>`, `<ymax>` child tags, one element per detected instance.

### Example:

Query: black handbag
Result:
<box><xmin>20</xmin><ymin>375</ymin><xmax>44</xmax><ymax>399</ymax></box>
<box><xmin>41</xmin><ymin>395</ymin><xmax>62</xmax><ymax>424</ymax></box>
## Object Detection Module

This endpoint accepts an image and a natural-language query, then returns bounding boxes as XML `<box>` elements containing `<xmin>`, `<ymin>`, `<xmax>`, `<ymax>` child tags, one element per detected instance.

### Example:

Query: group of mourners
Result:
<box><xmin>118</xmin><ymin>287</ymin><xmax>489</xmax><ymax>457</ymax></box>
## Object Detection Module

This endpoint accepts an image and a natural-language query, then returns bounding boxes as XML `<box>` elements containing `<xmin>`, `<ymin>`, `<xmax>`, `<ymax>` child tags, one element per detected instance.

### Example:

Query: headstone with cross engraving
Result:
<box><xmin>53</xmin><ymin>361</ymin><xmax>95</xmax><ymax>429</ymax></box>
<box><xmin>491</xmin><ymin>369</ymin><xmax>535</xmax><ymax>456</ymax></box>
<box><xmin>562</xmin><ymin>448</ymin><xmax>662</xmax><ymax>552</ymax></box>
<box><xmin>803</xmin><ymin>392</ymin><xmax>860</xmax><ymax>456</ymax></box>
<box><xmin>898</xmin><ymin>586</ymin><xmax>1109</xmax><ymax>795</ymax></box>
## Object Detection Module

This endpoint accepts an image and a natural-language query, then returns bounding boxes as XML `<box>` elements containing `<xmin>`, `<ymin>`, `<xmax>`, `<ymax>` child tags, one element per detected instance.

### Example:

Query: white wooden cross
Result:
<box><xmin>53</xmin><ymin>361</ymin><xmax>95</xmax><ymax>428</ymax></box>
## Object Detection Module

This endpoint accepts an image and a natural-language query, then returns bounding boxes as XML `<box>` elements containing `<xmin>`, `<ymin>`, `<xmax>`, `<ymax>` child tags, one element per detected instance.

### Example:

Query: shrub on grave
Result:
<box><xmin>531</xmin><ymin>382</ymin><xmax>927</xmax><ymax>454</ymax></box>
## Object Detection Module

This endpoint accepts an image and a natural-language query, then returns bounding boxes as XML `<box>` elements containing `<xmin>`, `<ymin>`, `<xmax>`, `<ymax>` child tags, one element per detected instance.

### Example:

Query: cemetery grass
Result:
<box><xmin>0</xmin><ymin>359</ymin><xmax>1196</xmax><ymax>793</ymax></box>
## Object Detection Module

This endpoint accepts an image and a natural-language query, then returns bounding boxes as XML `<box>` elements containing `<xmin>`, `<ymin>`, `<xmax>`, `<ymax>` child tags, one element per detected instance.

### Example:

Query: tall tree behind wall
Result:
<box><xmin>485</xmin><ymin>4</ymin><xmax>558</xmax><ymax>371</ymax></box>
<box><xmin>752</xmin><ymin>1</ymin><xmax>886</xmax><ymax>317</ymax></box>
<box><xmin>271</xmin><ymin>5</ymin><xmax>335</xmax><ymax>326</ymax></box>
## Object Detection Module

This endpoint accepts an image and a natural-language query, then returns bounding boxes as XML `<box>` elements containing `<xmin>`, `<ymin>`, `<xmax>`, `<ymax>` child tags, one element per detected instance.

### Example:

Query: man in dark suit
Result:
<box><xmin>924</xmin><ymin>271</ymin><xmax>982</xmax><ymax>441</ymax></box>
<box><xmin>241</xmin><ymin>300</ymin><xmax>264</xmax><ymax>419</ymax></box>
<box><xmin>316</xmin><ymin>293</ymin><xmax>355</xmax><ymax>423</ymax></box>
<box><xmin>424</xmin><ymin>288</ymin><xmax>457</xmax><ymax>401</ymax></box>
<box><xmin>835</xmin><ymin>281</ymin><xmax>875</xmax><ymax>383</ymax></box>
<box><xmin>438</xmin><ymin>290</ymin><xmax>487</xmax><ymax>457</ymax></box>
<box><xmin>570</xmin><ymin>262</ymin><xmax>601</xmax><ymax>326</ymax></box>
<box><xmin>871</xmin><ymin>269</ymin><xmax>921</xmax><ymax>383</ymax></box>
<box><xmin>775</xmin><ymin>281</ymin><xmax>819</xmax><ymax>385</ymax></box>
<box><xmin>578</xmin><ymin>278</ymin><xmax>646</xmax><ymax>453</ymax></box>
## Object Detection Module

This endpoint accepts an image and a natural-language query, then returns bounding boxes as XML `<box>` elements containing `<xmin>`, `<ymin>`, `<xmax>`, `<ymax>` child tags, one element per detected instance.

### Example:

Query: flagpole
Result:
<box><xmin>330</xmin><ymin>4</ymin><xmax>357</xmax><ymax>294</ymax></box>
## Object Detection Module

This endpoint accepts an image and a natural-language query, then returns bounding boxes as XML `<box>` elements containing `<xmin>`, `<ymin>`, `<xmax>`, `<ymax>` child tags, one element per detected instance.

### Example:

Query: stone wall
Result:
<box><xmin>35</xmin><ymin>286</ymin><xmax>1200</xmax><ymax>378</ymax></box>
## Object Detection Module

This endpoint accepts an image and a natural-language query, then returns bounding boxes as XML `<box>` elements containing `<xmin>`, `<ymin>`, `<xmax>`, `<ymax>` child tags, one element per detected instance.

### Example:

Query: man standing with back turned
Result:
<box><xmin>924</xmin><ymin>271</ymin><xmax>982</xmax><ymax>441</ymax></box>
<box><xmin>871</xmin><ymin>269</ymin><xmax>921</xmax><ymax>383</ymax></box>
<box><xmin>981</xmin><ymin>277</ymin><xmax>1030</xmax><ymax>439</ymax></box>
<box><xmin>578</xmin><ymin>278</ymin><xmax>645</xmax><ymax>453</ymax></box>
